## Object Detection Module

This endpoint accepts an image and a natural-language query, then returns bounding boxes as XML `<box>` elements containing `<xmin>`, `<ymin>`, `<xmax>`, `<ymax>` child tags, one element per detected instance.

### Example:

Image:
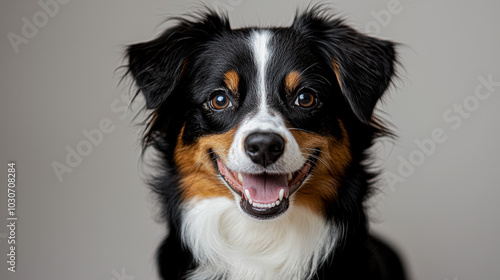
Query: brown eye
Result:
<box><xmin>294</xmin><ymin>92</ymin><xmax>317</xmax><ymax>108</ymax></box>
<box><xmin>210</xmin><ymin>93</ymin><xmax>232</xmax><ymax>110</ymax></box>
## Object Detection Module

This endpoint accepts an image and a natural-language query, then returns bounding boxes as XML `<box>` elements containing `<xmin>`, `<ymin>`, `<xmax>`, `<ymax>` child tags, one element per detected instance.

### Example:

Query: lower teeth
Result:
<box><xmin>248</xmin><ymin>199</ymin><xmax>281</xmax><ymax>209</ymax></box>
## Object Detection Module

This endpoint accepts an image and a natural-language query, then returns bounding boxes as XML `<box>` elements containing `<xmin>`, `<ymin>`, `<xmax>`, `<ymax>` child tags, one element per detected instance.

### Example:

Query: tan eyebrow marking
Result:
<box><xmin>332</xmin><ymin>59</ymin><xmax>342</xmax><ymax>90</ymax></box>
<box><xmin>285</xmin><ymin>70</ymin><xmax>301</xmax><ymax>95</ymax></box>
<box><xmin>223</xmin><ymin>70</ymin><xmax>240</xmax><ymax>94</ymax></box>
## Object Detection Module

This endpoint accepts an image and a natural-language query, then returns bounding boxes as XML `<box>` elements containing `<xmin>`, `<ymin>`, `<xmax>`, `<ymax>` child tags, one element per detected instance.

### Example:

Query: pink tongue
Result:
<box><xmin>242</xmin><ymin>173</ymin><xmax>289</xmax><ymax>204</ymax></box>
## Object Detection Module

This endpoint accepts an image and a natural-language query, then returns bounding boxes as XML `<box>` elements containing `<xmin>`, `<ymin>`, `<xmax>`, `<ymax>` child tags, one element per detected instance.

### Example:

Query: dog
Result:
<box><xmin>126</xmin><ymin>6</ymin><xmax>406</xmax><ymax>280</ymax></box>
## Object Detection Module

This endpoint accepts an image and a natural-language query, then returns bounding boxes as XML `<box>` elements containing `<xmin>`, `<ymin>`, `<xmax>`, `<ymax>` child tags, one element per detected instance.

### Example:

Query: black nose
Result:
<box><xmin>244</xmin><ymin>132</ymin><xmax>285</xmax><ymax>167</ymax></box>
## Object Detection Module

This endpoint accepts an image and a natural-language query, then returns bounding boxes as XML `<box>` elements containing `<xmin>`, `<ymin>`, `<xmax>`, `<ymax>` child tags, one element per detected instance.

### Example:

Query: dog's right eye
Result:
<box><xmin>209</xmin><ymin>93</ymin><xmax>232</xmax><ymax>110</ymax></box>
<box><xmin>294</xmin><ymin>91</ymin><xmax>318</xmax><ymax>109</ymax></box>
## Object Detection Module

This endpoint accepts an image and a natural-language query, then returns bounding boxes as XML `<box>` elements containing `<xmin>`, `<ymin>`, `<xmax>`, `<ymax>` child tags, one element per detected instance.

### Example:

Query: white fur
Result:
<box><xmin>181</xmin><ymin>197</ymin><xmax>337</xmax><ymax>280</ymax></box>
<box><xmin>252</xmin><ymin>30</ymin><xmax>270</xmax><ymax>111</ymax></box>
<box><xmin>226</xmin><ymin>30</ymin><xmax>305</xmax><ymax>175</ymax></box>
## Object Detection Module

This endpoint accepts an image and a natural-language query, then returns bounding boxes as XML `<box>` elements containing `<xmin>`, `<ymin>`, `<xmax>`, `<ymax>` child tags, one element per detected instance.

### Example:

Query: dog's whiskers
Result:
<box><xmin>300</xmin><ymin>151</ymin><xmax>336</xmax><ymax>176</ymax></box>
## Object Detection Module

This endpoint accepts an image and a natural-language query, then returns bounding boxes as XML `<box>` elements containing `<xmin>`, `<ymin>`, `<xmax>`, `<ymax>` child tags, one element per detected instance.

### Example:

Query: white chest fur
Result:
<box><xmin>180</xmin><ymin>197</ymin><xmax>337</xmax><ymax>280</ymax></box>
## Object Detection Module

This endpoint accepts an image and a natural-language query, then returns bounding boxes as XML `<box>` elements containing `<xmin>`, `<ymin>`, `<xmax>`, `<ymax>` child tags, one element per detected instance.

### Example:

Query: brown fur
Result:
<box><xmin>332</xmin><ymin>59</ymin><xmax>342</xmax><ymax>91</ymax></box>
<box><xmin>284</xmin><ymin>70</ymin><xmax>301</xmax><ymax>94</ymax></box>
<box><xmin>291</xmin><ymin>120</ymin><xmax>351</xmax><ymax>214</ymax></box>
<box><xmin>174</xmin><ymin>125</ymin><xmax>237</xmax><ymax>200</ymax></box>
<box><xmin>223</xmin><ymin>70</ymin><xmax>240</xmax><ymax>95</ymax></box>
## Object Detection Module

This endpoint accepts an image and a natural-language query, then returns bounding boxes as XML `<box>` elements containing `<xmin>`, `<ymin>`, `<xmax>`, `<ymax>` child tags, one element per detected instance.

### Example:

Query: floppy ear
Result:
<box><xmin>292</xmin><ymin>9</ymin><xmax>397</xmax><ymax>123</ymax></box>
<box><xmin>126</xmin><ymin>11</ymin><xmax>230</xmax><ymax>109</ymax></box>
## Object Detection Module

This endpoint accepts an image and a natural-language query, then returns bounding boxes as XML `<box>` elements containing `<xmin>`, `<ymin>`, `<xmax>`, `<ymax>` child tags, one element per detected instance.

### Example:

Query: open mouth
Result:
<box><xmin>213</xmin><ymin>150</ymin><xmax>319</xmax><ymax>219</ymax></box>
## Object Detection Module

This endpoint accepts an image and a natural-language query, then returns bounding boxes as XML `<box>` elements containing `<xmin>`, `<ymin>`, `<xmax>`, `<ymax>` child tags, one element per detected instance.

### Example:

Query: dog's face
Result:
<box><xmin>127</xmin><ymin>10</ymin><xmax>396</xmax><ymax>220</ymax></box>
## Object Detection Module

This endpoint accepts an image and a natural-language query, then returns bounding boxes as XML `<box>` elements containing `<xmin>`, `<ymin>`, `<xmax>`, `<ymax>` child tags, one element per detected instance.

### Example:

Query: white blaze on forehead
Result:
<box><xmin>251</xmin><ymin>30</ymin><xmax>271</xmax><ymax>111</ymax></box>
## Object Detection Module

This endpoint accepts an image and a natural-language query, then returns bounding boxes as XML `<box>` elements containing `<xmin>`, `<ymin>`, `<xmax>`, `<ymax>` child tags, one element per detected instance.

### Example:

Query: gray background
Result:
<box><xmin>1</xmin><ymin>0</ymin><xmax>499</xmax><ymax>279</ymax></box>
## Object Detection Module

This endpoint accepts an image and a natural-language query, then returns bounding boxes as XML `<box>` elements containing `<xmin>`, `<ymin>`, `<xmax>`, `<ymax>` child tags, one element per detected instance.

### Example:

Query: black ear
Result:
<box><xmin>126</xmin><ymin>11</ymin><xmax>230</xmax><ymax>109</ymax></box>
<box><xmin>292</xmin><ymin>9</ymin><xmax>397</xmax><ymax>123</ymax></box>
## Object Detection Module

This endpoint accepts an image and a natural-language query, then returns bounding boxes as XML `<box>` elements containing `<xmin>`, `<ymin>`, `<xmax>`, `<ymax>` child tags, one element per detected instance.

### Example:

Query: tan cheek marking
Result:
<box><xmin>291</xmin><ymin>120</ymin><xmax>351</xmax><ymax>215</ymax></box>
<box><xmin>332</xmin><ymin>59</ymin><xmax>342</xmax><ymax>91</ymax></box>
<box><xmin>285</xmin><ymin>70</ymin><xmax>301</xmax><ymax>95</ymax></box>
<box><xmin>174</xmin><ymin>125</ymin><xmax>237</xmax><ymax>201</ymax></box>
<box><xmin>223</xmin><ymin>70</ymin><xmax>240</xmax><ymax>94</ymax></box>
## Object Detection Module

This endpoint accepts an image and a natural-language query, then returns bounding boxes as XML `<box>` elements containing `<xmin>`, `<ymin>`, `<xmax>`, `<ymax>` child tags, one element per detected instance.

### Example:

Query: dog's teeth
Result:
<box><xmin>238</xmin><ymin>173</ymin><xmax>243</xmax><ymax>183</ymax></box>
<box><xmin>279</xmin><ymin>189</ymin><xmax>284</xmax><ymax>201</ymax></box>
<box><xmin>287</xmin><ymin>173</ymin><xmax>293</xmax><ymax>182</ymax></box>
<box><xmin>244</xmin><ymin>189</ymin><xmax>251</xmax><ymax>200</ymax></box>
<box><xmin>244</xmin><ymin>189</ymin><xmax>253</xmax><ymax>206</ymax></box>
<box><xmin>250</xmin><ymin>200</ymin><xmax>282</xmax><ymax>209</ymax></box>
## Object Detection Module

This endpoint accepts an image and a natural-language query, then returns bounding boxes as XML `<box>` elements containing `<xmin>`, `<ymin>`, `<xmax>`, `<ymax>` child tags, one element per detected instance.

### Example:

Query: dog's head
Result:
<box><xmin>127</xmin><ymin>9</ymin><xmax>396</xmax><ymax>220</ymax></box>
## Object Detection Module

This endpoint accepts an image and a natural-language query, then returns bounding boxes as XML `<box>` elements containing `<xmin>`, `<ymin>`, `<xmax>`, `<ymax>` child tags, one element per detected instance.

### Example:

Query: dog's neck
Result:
<box><xmin>180</xmin><ymin>197</ymin><xmax>337</xmax><ymax>280</ymax></box>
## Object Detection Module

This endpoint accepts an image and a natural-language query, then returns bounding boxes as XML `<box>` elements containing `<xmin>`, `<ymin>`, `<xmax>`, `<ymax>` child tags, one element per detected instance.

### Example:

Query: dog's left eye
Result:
<box><xmin>294</xmin><ymin>91</ymin><xmax>317</xmax><ymax>108</ymax></box>
<box><xmin>209</xmin><ymin>93</ymin><xmax>232</xmax><ymax>110</ymax></box>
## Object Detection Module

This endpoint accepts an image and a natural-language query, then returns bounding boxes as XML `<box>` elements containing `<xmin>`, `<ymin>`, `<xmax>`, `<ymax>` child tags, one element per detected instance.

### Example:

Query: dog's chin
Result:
<box><xmin>213</xmin><ymin>151</ymin><xmax>319</xmax><ymax>220</ymax></box>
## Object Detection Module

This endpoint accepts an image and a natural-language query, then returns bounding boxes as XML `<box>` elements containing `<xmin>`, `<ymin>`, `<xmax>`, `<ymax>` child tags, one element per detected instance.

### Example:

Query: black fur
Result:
<box><xmin>126</xmin><ymin>7</ymin><xmax>405</xmax><ymax>280</ymax></box>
